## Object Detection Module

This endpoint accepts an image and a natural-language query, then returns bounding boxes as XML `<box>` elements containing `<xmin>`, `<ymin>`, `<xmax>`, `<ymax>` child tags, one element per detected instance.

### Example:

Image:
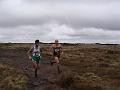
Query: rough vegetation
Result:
<box><xmin>0</xmin><ymin>43</ymin><xmax>120</xmax><ymax>90</ymax></box>
<box><xmin>0</xmin><ymin>64</ymin><xmax>28</xmax><ymax>90</ymax></box>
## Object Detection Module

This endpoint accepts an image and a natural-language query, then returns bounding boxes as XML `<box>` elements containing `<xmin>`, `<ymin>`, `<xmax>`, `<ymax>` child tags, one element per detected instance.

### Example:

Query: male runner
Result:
<box><xmin>27</xmin><ymin>40</ymin><xmax>42</xmax><ymax>77</ymax></box>
<box><xmin>50</xmin><ymin>40</ymin><xmax>63</xmax><ymax>73</ymax></box>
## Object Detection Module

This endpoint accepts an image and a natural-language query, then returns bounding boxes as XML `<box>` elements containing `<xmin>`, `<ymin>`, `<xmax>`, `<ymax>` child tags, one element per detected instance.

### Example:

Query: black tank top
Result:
<box><xmin>53</xmin><ymin>46</ymin><xmax>61</xmax><ymax>56</ymax></box>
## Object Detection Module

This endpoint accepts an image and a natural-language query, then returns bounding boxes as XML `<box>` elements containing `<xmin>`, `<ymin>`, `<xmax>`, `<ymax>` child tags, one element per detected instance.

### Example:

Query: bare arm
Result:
<box><xmin>60</xmin><ymin>44</ymin><xmax>63</xmax><ymax>54</ymax></box>
<box><xmin>39</xmin><ymin>47</ymin><xmax>42</xmax><ymax>55</ymax></box>
<box><xmin>27</xmin><ymin>47</ymin><xmax>33</xmax><ymax>59</ymax></box>
<box><xmin>49</xmin><ymin>44</ymin><xmax>53</xmax><ymax>55</ymax></box>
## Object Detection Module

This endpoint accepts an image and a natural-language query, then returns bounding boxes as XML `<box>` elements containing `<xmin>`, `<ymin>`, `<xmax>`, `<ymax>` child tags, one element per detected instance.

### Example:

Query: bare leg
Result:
<box><xmin>50</xmin><ymin>58</ymin><xmax>57</xmax><ymax>66</ymax></box>
<box><xmin>35</xmin><ymin>68</ymin><xmax>37</xmax><ymax>78</ymax></box>
<box><xmin>32</xmin><ymin>62</ymin><xmax>37</xmax><ymax>69</ymax></box>
<box><xmin>54</xmin><ymin>57</ymin><xmax>62</xmax><ymax>74</ymax></box>
<box><xmin>37</xmin><ymin>61</ymin><xmax>40</xmax><ymax>69</ymax></box>
<box><xmin>33</xmin><ymin>62</ymin><xmax>38</xmax><ymax>78</ymax></box>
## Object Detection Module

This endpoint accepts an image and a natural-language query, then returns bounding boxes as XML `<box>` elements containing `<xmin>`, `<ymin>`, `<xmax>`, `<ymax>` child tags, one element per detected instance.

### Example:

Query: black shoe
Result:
<box><xmin>58</xmin><ymin>69</ymin><xmax>62</xmax><ymax>74</ymax></box>
<box><xmin>35</xmin><ymin>74</ymin><xmax>37</xmax><ymax>78</ymax></box>
<box><xmin>50</xmin><ymin>61</ymin><xmax>53</xmax><ymax>66</ymax></box>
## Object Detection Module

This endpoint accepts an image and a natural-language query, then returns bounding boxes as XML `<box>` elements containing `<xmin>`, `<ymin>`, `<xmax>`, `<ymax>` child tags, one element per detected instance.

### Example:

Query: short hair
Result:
<box><xmin>35</xmin><ymin>39</ymin><xmax>39</xmax><ymax>43</ymax></box>
<box><xmin>55</xmin><ymin>39</ymin><xmax>58</xmax><ymax>42</ymax></box>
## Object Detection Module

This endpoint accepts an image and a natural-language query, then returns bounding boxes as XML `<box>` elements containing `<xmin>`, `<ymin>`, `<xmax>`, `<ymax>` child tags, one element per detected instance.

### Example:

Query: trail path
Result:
<box><xmin>0</xmin><ymin>47</ymin><xmax>65</xmax><ymax>90</ymax></box>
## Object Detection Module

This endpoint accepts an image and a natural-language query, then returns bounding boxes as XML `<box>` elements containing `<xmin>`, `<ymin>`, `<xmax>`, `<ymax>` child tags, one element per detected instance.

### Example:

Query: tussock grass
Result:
<box><xmin>0</xmin><ymin>64</ymin><xmax>28</xmax><ymax>90</ymax></box>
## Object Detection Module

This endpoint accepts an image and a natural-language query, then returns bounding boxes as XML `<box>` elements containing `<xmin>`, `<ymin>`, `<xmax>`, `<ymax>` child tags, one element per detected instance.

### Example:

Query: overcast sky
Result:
<box><xmin>0</xmin><ymin>0</ymin><xmax>120</xmax><ymax>43</ymax></box>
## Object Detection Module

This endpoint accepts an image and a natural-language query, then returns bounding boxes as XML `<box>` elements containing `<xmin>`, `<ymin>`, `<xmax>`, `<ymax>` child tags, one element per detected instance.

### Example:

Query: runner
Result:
<box><xmin>49</xmin><ymin>40</ymin><xmax>63</xmax><ymax>73</ymax></box>
<box><xmin>27</xmin><ymin>40</ymin><xmax>42</xmax><ymax>77</ymax></box>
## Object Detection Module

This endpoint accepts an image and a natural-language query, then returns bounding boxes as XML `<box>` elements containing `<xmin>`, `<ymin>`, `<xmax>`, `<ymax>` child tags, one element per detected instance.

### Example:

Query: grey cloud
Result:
<box><xmin>0</xmin><ymin>22</ymin><xmax>120</xmax><ymax>43</ymax></box>
<box><xmin>0</xmin><ymin>0</ymin><xmax>119</xmax><ymax>30</ymax></box>
<box><xmin>0</xmin><ymin>0</ymin><xmax>120</xmax><ymax>43</ymax></box>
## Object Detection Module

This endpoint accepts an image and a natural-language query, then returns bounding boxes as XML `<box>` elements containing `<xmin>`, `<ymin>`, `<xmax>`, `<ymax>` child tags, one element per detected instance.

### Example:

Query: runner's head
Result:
<box><xmin>55</xmin><ymin>39</ymin><xmax>59</xmax><ymax>44</ymax></box>
<box><xmin>35</xmin><ymin>39</ymin><xmax>39</xmax><ymax>47</ymax></box>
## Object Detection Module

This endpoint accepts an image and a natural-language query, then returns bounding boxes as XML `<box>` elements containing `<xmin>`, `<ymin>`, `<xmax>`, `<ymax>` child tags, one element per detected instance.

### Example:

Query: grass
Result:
<box><xmin>0</xmin><ymin>43</ymin><xmax>120</xmax><ymax>90</ymax></box>
<box><xmin>0</xmin><ymin>64</ymin><xmax>28</xmax><ymax>90</ymax></box>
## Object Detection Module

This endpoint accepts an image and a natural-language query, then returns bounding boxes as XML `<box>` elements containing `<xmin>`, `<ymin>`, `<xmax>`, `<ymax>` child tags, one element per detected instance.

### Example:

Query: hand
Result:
<box><xmin>61</xmin><ymin>52</ymin><xmax>63</xmax><ymax>55</ymax></box>
<box><xmin>50</xmin><ymin>52</ymin><xmax>52</xmax><ymax>55</ymax></box>
<box><xmin>29</xmin><ymin>56</ymin><xmax>32</xmax><ymax>60</ymax></box>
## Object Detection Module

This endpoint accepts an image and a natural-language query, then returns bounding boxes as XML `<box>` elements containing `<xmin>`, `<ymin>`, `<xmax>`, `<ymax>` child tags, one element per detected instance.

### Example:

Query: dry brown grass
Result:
<box><xmin>58</xmin><ymin>44</ymin><xmax>120</xmax><ymax>90</ymax></box>
<box><xmin>57</xmin><ymin>69</ymin><xmax>111</xmax><ymax>90</ymax></box>
<box><xmin>0</xmin><ymin>43</ymin><xmax>120</xmax><ymax>90</ymax></box>
<box><xmin>44</xmin><ymin>84</ymin><xmax>60</xmax><ymax>90</ymax></box>
<box><xmin>0</xmin><ymin>64</ymin><xmax>28</xmax><ymax>90</ymax></box>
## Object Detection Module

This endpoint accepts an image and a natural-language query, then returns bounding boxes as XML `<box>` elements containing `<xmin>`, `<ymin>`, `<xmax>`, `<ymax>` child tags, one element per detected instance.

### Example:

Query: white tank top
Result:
<box><xmin>32</xmin><ymin>45</ymin><xmax>41</xmax><ymax>56</ymax></box>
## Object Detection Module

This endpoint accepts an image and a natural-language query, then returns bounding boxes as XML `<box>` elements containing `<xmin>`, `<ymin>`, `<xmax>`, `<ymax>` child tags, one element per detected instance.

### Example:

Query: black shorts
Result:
<box><xmin>53</xmin><ymin>54</ymin><xmax>60</xmax><ymax>58</ymax></box>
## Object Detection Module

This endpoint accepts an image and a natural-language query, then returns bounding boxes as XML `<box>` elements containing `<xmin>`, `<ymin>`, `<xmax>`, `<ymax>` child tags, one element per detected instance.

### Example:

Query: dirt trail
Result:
<box><xmin>0</xmin><ymin>45</ymin><xmax>65</xmax><ymax>90</ymax></box>
<box><xmin>24</xmin><ymin>61</ymin><xmax>64</xmax><ymax>90</ymax></box>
